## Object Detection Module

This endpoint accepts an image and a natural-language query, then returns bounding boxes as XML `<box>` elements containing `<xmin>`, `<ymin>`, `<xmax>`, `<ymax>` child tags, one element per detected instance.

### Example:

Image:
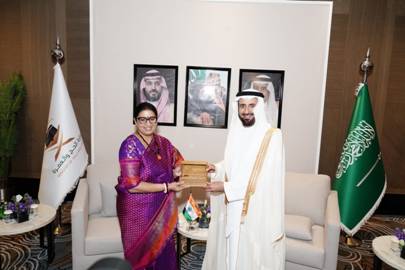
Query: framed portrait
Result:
<box><xmin>184</xmin><ymin>66</ymin><xmax>231</xmax><ymax>129</ymax></box>
<box><xmin>239</xmin><ymin>69</ymin><xmax>285</xmax><ymax>128</ymax></box>
<box><xmin>134</xmin><ymin>64</ymin><xmax>178</xmax><ymax>126</ymax></box>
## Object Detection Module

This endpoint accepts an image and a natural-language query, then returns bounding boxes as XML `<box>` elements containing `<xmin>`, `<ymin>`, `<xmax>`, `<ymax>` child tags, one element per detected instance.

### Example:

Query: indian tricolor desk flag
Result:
<box><xmin>183</xmin><ymin>194</ymin><xmax>201</xmax><ymax>222</ymax></box>
<box><xmin>38</xmin><ymin>63</ymin><xmax>88</xmax><ymax>209</ymax></box>
<box><xmin>332</xmin><ymin>83</ymin><xmax>386</xmax><ymax>236</ymax></box>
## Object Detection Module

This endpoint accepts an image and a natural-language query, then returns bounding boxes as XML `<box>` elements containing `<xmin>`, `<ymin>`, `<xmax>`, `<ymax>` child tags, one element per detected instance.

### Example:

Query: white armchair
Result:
<box><xmin>71</xmin><ymin>164</ymin><xmax>124</xmax><ymax>270</ymax></box>
<box><xmin>285</xmin><ymin>172</ymin><xmax>340</xmax><ymax>270</ymax></box>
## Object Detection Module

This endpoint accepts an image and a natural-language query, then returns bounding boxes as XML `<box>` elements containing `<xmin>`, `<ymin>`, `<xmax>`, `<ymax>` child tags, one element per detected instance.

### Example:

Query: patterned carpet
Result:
<box><xmin>1</xmin><ymin>214</ymin><xmax>404</xmax><ymax>270</ymax></box>
<box><xmin>336</xmin><ymin>216</ymin><xmax>405</xmax><ymax>270</ymax></box>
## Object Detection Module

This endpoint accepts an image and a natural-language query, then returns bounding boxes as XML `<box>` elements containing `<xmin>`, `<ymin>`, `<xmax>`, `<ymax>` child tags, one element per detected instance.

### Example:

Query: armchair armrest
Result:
<box><xmin>323</xmin><ymin>190</ymin><xmax>340</xmax><ymax>270</ymax></box>
<box><xmin>71</xmin><ymin>178</ymin><xmax>89</xmax><ymax>259</ymax></box>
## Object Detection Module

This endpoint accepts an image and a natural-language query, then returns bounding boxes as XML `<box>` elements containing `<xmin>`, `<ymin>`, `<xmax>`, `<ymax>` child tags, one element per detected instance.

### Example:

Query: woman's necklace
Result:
<box><xmin>136</xmin><ymin>132</ymin><xmax>162</xmax><ymax>160</ymax></box>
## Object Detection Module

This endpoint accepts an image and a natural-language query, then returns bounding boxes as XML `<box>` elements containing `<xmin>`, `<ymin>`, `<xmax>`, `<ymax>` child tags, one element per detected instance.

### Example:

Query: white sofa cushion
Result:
<box><xmin>85</xmin><ymin>216</ymin><xmax>123</xmax><ymax>255</ymax></box>
<box><xmin>285</xmin><ymin>214</ymin><xmax>313</xmax><ymax>241</ymax></box>
<box><xmin>87</xmin><ymin>165</ymin><xmax>102</xmax><ymax>215</ymax></box>
<box><xmin>286</xmin><ymin>225</ymin><xmax>325</xmax><ymax>269</ymax></box>
<box><xmin>87</xmin><ymin>163</ymin><xmax>119</xmax><ymax>215</ymax></box>
<box><xmin>100</xmin><ymin>182</ymin><xmax>117</xmax><ymax>217</ymax></box>
<box><xmin>285</xmin><ymin>172</ymin><xmax>330</xmax><ymax>225</ymax></box>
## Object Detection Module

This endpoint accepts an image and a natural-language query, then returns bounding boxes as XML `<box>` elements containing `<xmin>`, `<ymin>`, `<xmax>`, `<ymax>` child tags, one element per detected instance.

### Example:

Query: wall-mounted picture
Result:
<box><xmin>185</xmin><ymin>66</ymin><xmax>231</xmax><ymax>129</ymax></box>
<box><xmin>239</xmin><ymin>69</ymin><xmax>285</xmax><ymax>128</ymax></box>
<box><xmin>134</xmin><ymin>64</ymin><xmax>178</xmax><ymax>126</ymax></box>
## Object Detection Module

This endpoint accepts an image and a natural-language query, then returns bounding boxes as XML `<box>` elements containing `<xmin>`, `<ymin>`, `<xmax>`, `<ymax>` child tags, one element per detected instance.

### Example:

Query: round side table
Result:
<box><xmin>0</xmin><ymin>203</ymin><xmax>57</xmax><ymax>263</ymax></box>
<box><xmin>372</xmin><ymin>235</ymin><xmax>405</xmax><ymax>270</ymax></box>
<box><xmin>177</xmin><ymin>213</ymin><xmax>208</xmax><ymax>263</ymax></box>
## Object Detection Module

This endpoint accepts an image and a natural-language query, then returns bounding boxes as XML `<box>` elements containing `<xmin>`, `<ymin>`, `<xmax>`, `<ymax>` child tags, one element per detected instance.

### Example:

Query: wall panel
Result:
<box><xmin>319</xmin><ymin>0</ymin><xmax>405</xmax><ymax>194</ymax></box>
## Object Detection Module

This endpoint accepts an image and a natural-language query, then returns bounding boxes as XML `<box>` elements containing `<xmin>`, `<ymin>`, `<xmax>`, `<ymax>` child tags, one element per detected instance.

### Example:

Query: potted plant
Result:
<box><xmin>0</xmin><ymin>73</ymin><xmax>26</xmax><ymax>198</ymax></box>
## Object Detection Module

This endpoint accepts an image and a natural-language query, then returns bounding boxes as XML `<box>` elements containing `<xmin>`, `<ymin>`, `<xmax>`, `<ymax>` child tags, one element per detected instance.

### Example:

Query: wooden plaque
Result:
<box><xmin>180</xmin><ymin>160</ymin><xmax>208</xmax><ymax>187</ymax></box>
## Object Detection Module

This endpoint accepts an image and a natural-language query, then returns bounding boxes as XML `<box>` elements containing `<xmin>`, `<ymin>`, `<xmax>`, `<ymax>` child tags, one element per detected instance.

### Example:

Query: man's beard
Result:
<box><xmin>143</xmin><ymin>88</ymin><xmax>162</xmax><ymax>102</ymax></box>
<box><xmin>239</xmin><ymin>115</ymin><xmax>255</xmax><ymax>127</ymax></box>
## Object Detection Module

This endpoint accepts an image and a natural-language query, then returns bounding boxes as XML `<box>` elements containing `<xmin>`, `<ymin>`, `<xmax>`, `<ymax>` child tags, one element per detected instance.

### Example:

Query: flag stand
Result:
<box><xmin>333</xmin><ymin>48</ymin><xmax>385</xmax><ymax>247</ymax></box>
<box><xmin>54</xmin><ymin>203</ymin><xmax>69</xmax><ymax>236</ymax></box>
<box><xmin>50</xmin><ymin>37</ymin><xmax>66</xmax><ymax>236</ymax></box>
<box><xmin>38</xmin><ymin>37</ymin><xmax>88</xmax><ymax>235</ymax></box>
<box><xmin>344</xmin><ymin>48</ymin><xmax>374</xmax><ymax>247</ymax></box>
<box><xmin>345</xmin><ymin>234</ymin><xmax>362</xmax><ymax>247</ymax></box>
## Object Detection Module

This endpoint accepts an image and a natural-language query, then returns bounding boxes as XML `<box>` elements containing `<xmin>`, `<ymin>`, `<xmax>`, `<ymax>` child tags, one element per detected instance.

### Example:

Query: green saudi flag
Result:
<box><xmin>332</xmin><ymin>83</ymin><xmax>386</xmax><ymax>236</ymax></box>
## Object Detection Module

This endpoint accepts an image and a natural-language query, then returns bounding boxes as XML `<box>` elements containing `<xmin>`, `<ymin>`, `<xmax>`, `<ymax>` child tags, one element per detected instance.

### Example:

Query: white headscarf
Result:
<box><xmin>251</xmin><ymin>75</ymin><xmax>279</xmax><ymax>127</ymax></box>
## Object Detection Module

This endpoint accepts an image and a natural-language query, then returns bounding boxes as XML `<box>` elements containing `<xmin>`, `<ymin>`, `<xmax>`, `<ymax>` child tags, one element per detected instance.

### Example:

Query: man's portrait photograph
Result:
<box><xmin>134</xmin><ymin>64</ymin><xmax>178</xmax><ymax>126</ymax></box>
<box><xmin>184</xmin><ymin>66</ymin><xmax>231</xmax><ymax>129</ymax></box>
<box><xmin>239</xmin><ymin>69</ymin><xmax>285</xmax><ymax>128</ymax></box>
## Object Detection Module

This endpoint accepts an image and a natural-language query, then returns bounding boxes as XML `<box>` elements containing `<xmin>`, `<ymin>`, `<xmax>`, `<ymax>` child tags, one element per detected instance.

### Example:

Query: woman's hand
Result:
<box><xmin>168</xmin><ymin>181</ymin><xmax>187</xmax><ymax>192</ymax></box>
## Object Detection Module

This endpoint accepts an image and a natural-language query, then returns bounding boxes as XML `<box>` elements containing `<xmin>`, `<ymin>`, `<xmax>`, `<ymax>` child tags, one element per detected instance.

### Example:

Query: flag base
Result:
<box><xmin>53</xmin><ymin>203</ymin><xmax>70</xmax><ymax>236</ymax></box>
<box><xmin>54</xmin><ymin>224</ymin><xmax>70</xmax><ymax>236</ymax></box>
<box><xmin>54</xmin><ymin>224</ymin><xmax>61</xmax><ymax>235</ymax></box>
<box><xmin>345</xmin><ymin>235</ymin><xmax>362</xmax><ymax>247</ymax></box>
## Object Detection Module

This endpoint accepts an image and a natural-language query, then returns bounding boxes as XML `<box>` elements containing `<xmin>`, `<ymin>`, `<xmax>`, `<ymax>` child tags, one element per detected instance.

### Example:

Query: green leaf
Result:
<box><xmin>0</xmin><ymin>73</ymin><xmax>26</xmax><ymax>177</ymax></box>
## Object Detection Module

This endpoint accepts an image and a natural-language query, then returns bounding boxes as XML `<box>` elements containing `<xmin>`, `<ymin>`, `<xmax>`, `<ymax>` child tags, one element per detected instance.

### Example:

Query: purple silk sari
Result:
<box><xmin>116</xmin><ymin>134</ymin><xmax>183</xmax><ymax>270</ymax></box>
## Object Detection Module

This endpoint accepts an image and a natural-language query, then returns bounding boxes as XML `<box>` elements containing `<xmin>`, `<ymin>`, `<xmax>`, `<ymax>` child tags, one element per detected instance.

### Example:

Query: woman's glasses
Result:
<box><xmin>136</xmin><ymin>116</ymin><xmax>157</xmax><ymax>124</ymax></box>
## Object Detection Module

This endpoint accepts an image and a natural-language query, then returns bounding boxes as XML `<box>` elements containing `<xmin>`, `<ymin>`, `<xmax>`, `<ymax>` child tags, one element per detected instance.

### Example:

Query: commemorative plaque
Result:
<box><xmin>180</xmin><ymin>161</ymin><xmax>208</xmax><ymax>187</ymax></box>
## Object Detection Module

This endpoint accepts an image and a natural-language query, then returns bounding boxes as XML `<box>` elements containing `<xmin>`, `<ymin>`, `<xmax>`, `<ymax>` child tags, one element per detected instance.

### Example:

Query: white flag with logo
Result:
<box><xmin>38</xmin><ymin>63</ymin><xmax>88</xmax><ymax>209</ymax></box>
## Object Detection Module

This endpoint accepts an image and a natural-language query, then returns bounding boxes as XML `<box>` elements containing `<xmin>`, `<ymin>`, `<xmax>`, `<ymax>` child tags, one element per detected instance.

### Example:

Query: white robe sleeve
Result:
<box><xmin>212</xmin><ymin>161</ymin><xmax>247</xmax><ymax>202</ymax></box>
<box><xmin>203</xmin><ymin>163</ymin><xmax>227</xmax><ymax>270</ymax></box>
<box><xmin>223</xmin><ymin>181</ymin><xmax>247</xmax><ymax>202</ymax></box>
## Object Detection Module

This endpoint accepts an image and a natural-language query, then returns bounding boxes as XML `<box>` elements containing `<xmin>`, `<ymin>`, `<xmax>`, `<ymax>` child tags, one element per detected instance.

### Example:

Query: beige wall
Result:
<box><xmin>319</xmin><ymin>0</ymin><xmax>405</xmax><ymax>195</ymax></box>
<box><xmin>1</xmin><ymin>0</ymin><xmax>405</xmax><ymax>195</ymax></box>
<box><xmin>90</xmin><ymin>0</ymin><xmax>332</xmax><ymax>174</ymax></box>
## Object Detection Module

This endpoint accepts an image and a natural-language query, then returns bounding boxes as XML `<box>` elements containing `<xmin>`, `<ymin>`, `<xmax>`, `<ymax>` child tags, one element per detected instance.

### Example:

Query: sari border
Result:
<box><xmin>126</xmin><ymin>192</ymin><xmax>178</xmax><ymax>268</ymax></box>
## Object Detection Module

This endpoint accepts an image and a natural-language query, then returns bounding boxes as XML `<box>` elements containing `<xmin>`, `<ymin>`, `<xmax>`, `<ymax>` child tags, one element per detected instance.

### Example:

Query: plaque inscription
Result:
<box><xmin>180</xmin><ymin>161</ymin><xmax>208</xmax><ymax>187</ymax></box>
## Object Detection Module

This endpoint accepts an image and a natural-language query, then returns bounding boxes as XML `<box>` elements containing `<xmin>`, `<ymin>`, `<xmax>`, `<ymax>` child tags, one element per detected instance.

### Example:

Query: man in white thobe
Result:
<box><xmin>202</xmin><ymin>90</ymin><xmax>285</xmax><ymax>270</ymax></box>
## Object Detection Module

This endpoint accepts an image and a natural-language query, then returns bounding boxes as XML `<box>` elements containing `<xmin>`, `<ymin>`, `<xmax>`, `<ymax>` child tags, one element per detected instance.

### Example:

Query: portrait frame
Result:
<box><xmin>239</xmin><ymin>69</ymin><xmax>285</xmax><ymax>128</ymax></box>
<box><xmin>133</xmin><ymin>64</ymin><xmax>178</xmax><ymax>126</ymax></box>
<box><xmin>184</xmin><ymin>66</ymin><xmax>231</xmax><ymax>129</ymax></box>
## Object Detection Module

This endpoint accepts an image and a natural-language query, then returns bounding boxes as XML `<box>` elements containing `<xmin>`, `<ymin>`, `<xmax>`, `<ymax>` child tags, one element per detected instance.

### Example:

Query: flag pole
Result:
<box><xmin>345</xmin><ymin>48</ymin><xmax>374</xmax><ymax>247</ymax></box>
<box><xmin>51</xmin><ymin>37</ymin><xmax>67</xmax><ymax>236</ymax></box>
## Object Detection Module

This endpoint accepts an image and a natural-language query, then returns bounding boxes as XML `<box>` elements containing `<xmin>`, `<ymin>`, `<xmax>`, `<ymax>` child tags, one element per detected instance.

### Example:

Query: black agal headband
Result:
<box><xmin>236</xmin><ymin>91</ymin><xmax>264</xmax><ymax>98</ymax></box>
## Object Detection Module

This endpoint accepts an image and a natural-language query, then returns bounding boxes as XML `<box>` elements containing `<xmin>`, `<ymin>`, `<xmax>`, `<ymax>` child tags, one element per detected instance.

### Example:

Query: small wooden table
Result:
<box><xmin>372</xmin><ymin>235</ymin><xmax>405</xmax><ymax>270</ymax></box>
<box><xmin>0</xmin><ymin>203</ymin><xmax>57</xmax><ymax>263</ymax></box>
<box><xmin>177</xmin><ymin>213</ymin><xmax>208</xmax><ymax>263</ymax></box>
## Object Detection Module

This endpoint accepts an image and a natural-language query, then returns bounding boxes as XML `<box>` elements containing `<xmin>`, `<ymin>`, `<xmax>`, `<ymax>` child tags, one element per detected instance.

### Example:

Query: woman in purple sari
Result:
<box><xmin>116</xmin><ymin>102</ymin><xmax>186</xmax><ymax>270</ymax></box>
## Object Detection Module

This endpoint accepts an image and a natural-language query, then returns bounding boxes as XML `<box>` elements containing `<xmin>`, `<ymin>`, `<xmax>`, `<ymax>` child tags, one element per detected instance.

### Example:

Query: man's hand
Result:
<box><xmin>173</xmin><ymin>166</ymin><xmax>182</xmax><ymax>177</ymax></box>
<box><xmin>206</xmin><ymin>163</ymin><xmax>216</xmax><ymax>173</ymax></box>
<box><xmin>206</xmin><ymin>181</ymin><xmax>224</xmax><ymax>192</ymax></box>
